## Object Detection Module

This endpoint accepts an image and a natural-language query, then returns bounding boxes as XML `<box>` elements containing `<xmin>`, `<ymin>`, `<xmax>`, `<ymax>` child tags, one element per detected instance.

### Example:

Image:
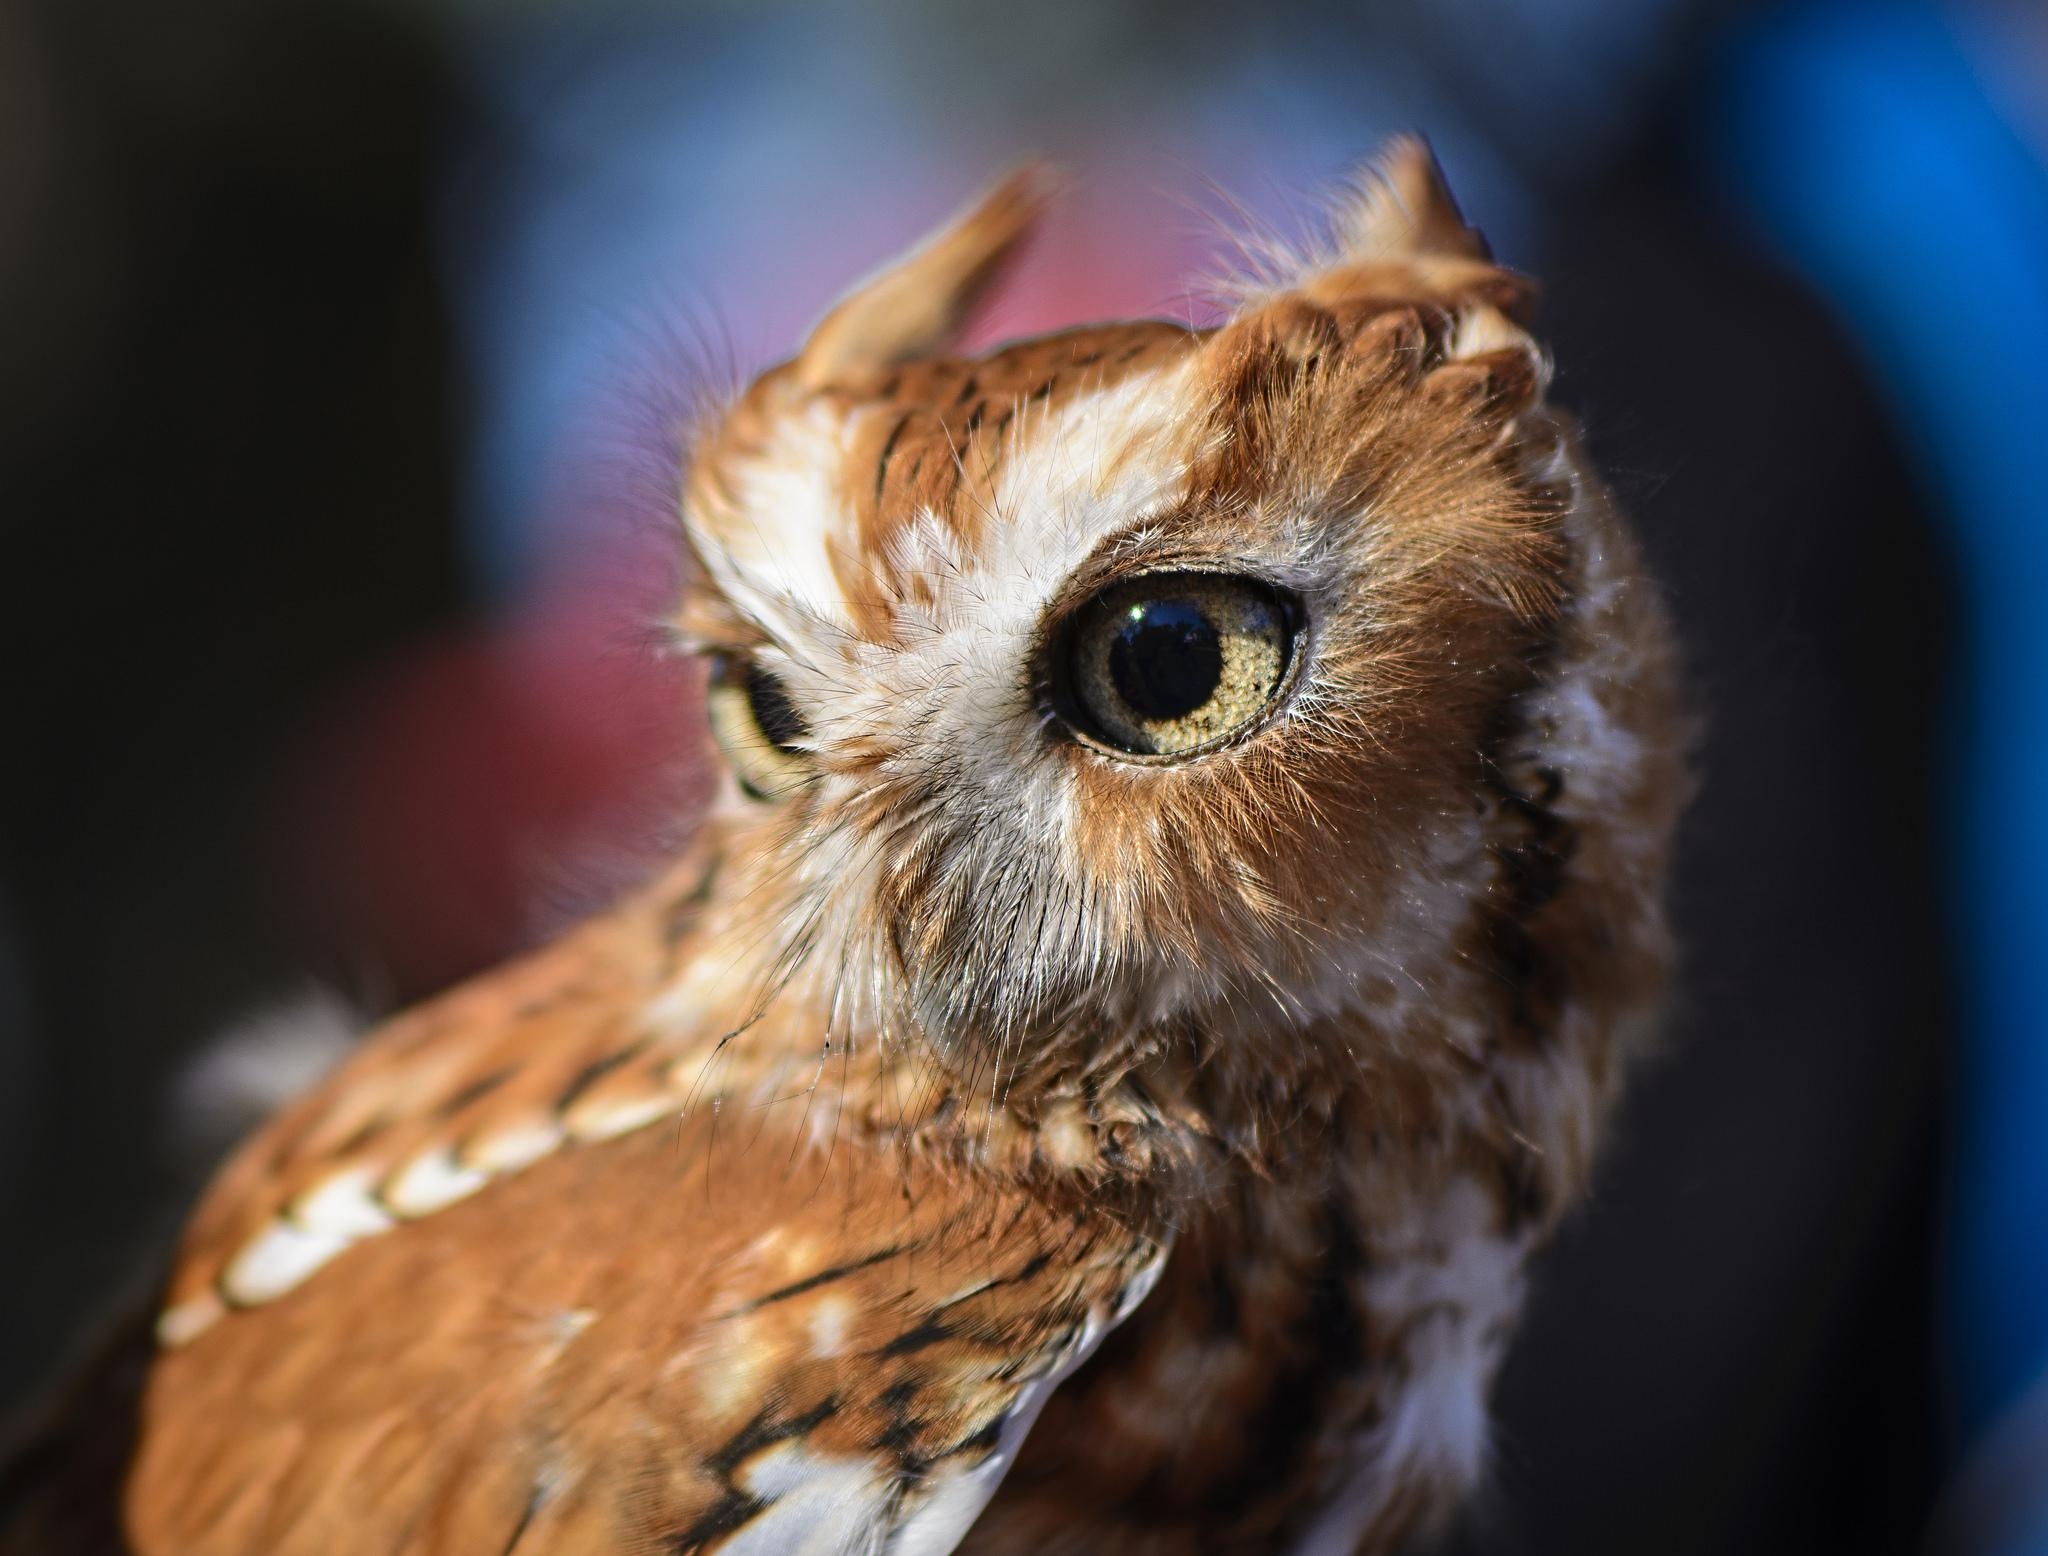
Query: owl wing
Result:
<box><xmin>131</xmin><ymin>1110</ymin><xmax>1165</xmax><ymax>1554</ymax></box>
<box><xmin>118</xmin><ymin>869</ymin><xmax>1167</xmax><ymax>1554</ymax></box>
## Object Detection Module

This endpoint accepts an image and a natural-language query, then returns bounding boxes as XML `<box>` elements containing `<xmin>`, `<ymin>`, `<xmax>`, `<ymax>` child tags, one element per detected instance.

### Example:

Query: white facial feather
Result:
<box><xmin>696</xmin><ymin>398</ymin><xmax>864</xmax><ymax>646</ymax></box>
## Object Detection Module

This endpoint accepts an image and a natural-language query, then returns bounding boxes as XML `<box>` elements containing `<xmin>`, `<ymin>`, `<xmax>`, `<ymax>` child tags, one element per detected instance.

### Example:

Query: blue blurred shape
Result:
<box><xmin>1708</xmin><ymin>0</ymin><xmax>2048</xmax><ymax>1535</ymax></box>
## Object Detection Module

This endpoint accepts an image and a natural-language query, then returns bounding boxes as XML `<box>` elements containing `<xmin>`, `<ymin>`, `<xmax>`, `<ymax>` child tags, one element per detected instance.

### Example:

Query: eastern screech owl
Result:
<box><xmin>5</xmin><ymin>139</ymin><xmax>1685</xmax><ymax>1555</ymax></box>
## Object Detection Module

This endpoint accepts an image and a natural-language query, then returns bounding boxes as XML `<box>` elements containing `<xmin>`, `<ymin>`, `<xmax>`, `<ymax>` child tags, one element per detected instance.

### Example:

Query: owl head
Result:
<box><xmin>675</xmin><ymin>140</ymin><xmax>1611</xmax><ymax>1096</ymax></box>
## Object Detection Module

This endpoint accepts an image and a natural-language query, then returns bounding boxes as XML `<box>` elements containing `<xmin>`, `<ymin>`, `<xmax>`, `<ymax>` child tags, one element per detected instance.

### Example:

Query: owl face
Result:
<box><xmin>677</xmin><ymin>153</ymin><xmax>1575</xmax><ymax>1070</ymax></box>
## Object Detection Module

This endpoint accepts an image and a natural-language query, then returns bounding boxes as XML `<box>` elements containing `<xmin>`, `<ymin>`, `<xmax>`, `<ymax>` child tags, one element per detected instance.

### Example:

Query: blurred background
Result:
<box><xmin>3</xmin><ymin>0</ymin><xmax>2046</xmax><ymax>1550</ymax></box>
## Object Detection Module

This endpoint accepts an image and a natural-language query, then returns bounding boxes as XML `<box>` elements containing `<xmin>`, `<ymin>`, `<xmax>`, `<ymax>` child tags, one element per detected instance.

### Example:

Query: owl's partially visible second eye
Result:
<box><xmin>1056</xmin><ymin>573</ymin><xmax>1301</xmax><ymax>758</ymax></box>
<box><xmin>707</xmin><ymin>654</ymin><xmax>811</xmax><ymax>799</ymax></box>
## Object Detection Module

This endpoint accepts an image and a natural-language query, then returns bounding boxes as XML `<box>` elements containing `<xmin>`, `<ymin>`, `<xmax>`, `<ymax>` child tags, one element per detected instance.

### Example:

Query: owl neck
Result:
<box><xmin>642</xmin><ymin>704</ymin><xmax>1633</xmax><ymax>1235</ymax></box>
<box><xmin>641</xmin><ymin>829</ymin><xmax>1493</xmax><ymax>1216</ymax></box>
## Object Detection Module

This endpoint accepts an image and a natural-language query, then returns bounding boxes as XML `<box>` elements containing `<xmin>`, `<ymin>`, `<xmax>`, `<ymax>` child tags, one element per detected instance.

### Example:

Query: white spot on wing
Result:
<box><xmin>381</xmin><ymin>1148</ymin><xmax>489</xmax><ymax>1218</ymax></box>
<box><xmin>563</xmin><ymin>1090</ymin><xmax>676</xmax><ymax>1143</ymax></box>
<box><xmin>692</xmin><ymin>1318</ymin><xmax>768</xmax><ymax>1418</ymax></box>
<box><xmin>291</xmin><ymin>1164</ymin><xmax>395</xmax><ymax>1240</ymax></box>
<box><xmin>468</xmin><ymin>1118</ymin><xmax>565</xmax><ymax>1173</ymax></box>
<box><xmin>807</xmin><ymin>1295</ymin><xmax>853</xmax><ymax>1358</ymax></box>
<box><xmin>221</xmin><ymin>1219</ymin><xmax>354</xmax><ymax>1306</ymax></box>
<box><xmin>717</xmin><ymin>1446</ymin><xmax>889</xmax><ymax>1555</ymax></box>
<box><xmin>157</xmin><ymin>1293</ymin><xmax>225</xmax><ymax>1347</ymax></box>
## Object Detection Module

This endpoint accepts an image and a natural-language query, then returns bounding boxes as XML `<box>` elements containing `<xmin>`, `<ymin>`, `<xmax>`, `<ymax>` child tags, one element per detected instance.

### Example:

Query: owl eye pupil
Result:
<box><xmin>1108</xmin><ymin>602</ymin><xmax>1223</xmax><ymax>721</ymax></box>
<box><xmin>746</xmin><ymin>662</ymin><xmax>807</xmax><ymax>751</ymax></box>
<box><xmin>705</xmin><ymin>653</ymin><xmax>812</xmax><ymax>800</ymax></box>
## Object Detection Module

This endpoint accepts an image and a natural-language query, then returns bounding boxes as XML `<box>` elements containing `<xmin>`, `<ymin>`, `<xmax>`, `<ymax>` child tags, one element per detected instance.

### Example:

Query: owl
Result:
<box><xmin>2</xmin><ymin>138</ymin><xmax>1685</xmax><ymax>1555</ymax></box>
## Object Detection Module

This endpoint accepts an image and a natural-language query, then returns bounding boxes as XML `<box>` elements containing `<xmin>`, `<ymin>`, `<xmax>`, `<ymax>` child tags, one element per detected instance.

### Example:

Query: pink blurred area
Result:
<box><xmin>277</xmin><ymin>592</ymin><xmax>708</xmax><ymax>994</ymax></box>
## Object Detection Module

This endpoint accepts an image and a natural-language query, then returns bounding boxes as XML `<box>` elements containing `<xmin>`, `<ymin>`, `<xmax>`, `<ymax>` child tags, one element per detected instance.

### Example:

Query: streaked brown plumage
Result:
<box><xmin>1</xmin><ymin>139</ymin><xmax>1687</xmax><ymax>1554</ymax></box>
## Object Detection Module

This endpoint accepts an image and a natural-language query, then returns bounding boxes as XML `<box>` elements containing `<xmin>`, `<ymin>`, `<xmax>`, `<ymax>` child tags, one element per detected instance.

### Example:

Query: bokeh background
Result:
<box><xmin>4</xmin><ymin>0</ymin><xmax>2046</xmax><ymax>1550</ymax></box>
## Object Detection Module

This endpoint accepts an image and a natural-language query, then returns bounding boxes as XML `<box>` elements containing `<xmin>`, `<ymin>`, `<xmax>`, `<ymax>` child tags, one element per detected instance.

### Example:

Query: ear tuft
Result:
<box><xmin>1332</xmin><ymin>135</ymin><xmax>1489</xmax><ymax>264</ymax></box>
<box><xmin>793</xmin><ymin>164</ymin><xmax>1055</xmax><ymax>390</ymax></box>
<box><xmin>1221</xmin><ymin>136</ymin><xmax>1526</xmax><ymax>319</ymax></box>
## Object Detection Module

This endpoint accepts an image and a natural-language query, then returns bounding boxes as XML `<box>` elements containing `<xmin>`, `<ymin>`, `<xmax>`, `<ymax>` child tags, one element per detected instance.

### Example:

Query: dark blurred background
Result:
<box><xmin>4</xmin><ymin>0</ymin><xmax>2046</xmax><ymax>1551</ymax></box>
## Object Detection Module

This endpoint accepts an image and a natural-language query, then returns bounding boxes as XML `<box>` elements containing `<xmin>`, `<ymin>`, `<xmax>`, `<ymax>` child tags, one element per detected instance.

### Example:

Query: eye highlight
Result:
<box><xmin>1055</xmin><ymin>573</ymin><xmax>1301</xmax><ymax>758</ymax></box>
<box><xmin>706</xmin><ymin>654</ymin><xmax>811</xmax><ymax>799</ymax></box>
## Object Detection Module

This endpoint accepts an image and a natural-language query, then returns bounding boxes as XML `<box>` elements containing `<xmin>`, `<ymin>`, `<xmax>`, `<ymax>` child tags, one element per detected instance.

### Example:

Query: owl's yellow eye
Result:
<box><xmin>706</xmin><ymin>654</ymin><xmax>812</xmax><ymax>799</ymax></box>
<box><xmin>1057</xmin><ymin>573</ymin><xmax>1300</xmax><ymax>758</ymax></box>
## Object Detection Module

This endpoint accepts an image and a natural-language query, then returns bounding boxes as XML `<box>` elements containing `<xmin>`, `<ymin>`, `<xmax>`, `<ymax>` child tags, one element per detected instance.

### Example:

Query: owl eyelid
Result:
<box><xmin>1039</xmin><ymin>557</ymin><xmax>1297</xmax><ymax>641</ymax></box>
<box><xmin>667</xmin><ymin>628</ymin><xmax>734</xmax><ymax>659</ymax></box>
<box><xmin>1035</xmin><ymin>499</ymin><xmax>1294</xmax><ymax>618</ymax></box>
